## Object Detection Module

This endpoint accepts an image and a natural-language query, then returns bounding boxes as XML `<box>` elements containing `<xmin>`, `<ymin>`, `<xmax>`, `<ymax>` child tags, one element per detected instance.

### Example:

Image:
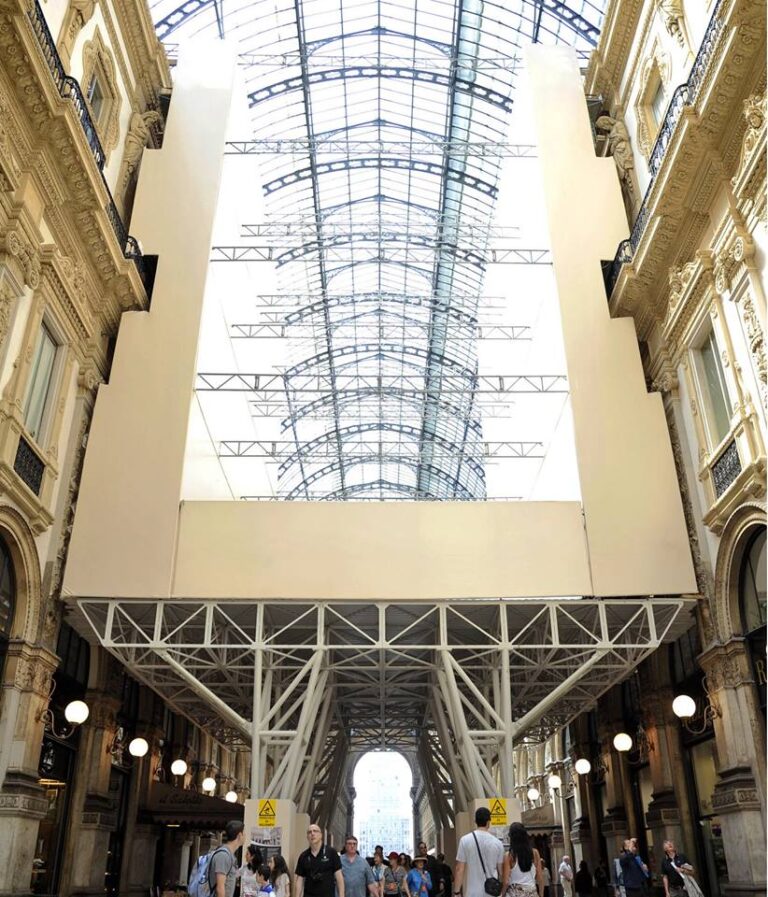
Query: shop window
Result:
<box><xmin>694</xmin><ymin>328</ymin><xmax>731</xmax><ymax>448</ymax></box>
<box><xmin>0</xmin><ymin>537</ymin><xmax>15</xmax><ymax>679</ymax></box>
<box><xmin>23</xmin><ymin>323</ymin><xmax>58</xmax><ymax>444</ymax></box>
<box><xmin>739</xmin><ymin>527</ymin><xmax>767</xmax><ymax>713</ymax></box>
<box><xmin>55</xmin><ymin>622</ymin><xmax>90</xmax><ymax>689</ymax></box>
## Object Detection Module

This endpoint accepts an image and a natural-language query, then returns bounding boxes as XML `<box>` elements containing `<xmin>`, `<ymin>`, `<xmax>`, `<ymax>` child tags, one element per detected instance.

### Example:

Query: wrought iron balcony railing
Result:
<box><xmin>27</xmin><ymin>0</ymin><xmax>147</xmax><ymax>286</ymax></box>
<box><xmin>606</xmin><ymin>0</ymin><xmax>725</xmax><ymax>297</ymax></box>
<box><xmin>711</xmin><ymin>438</ymin><xmax>741</xmax><ymax>498</ymax></box>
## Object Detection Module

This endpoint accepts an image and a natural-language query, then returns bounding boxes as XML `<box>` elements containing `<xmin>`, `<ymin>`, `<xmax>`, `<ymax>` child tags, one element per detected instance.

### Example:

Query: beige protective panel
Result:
<box><xmin>524</xmin><ymin>47</ymin><xmax>696</xmax><ymax>596</ymax></box>
<box><xmin>172</xmin><ymin>500</ymin><xmax>593</xmax><ymax>600</ymax></box>
<box><xmin>63</xmin><ymin>47</ymin><xmax>696</xmax><ymax>604</ymax></box>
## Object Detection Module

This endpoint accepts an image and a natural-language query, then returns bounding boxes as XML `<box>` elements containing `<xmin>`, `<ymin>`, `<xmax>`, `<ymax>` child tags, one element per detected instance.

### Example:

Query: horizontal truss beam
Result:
<box><xmin>218</xmin><ymin>440</ymin><xmax>544</xmax><ymax>460</ymax></box>
<box><xmin>195</xmin><ymin>373</ymin><xmax>569</xmax><ymax>394</ymax></box>
<box><xmin>210</xmin><ymin>245</ymin><xmax>552</xmax><ymax>265</ymax></box>
<box><xmin>229</xmin><ymin>323</ymin><xmax>531</xmax><ymax>341</ymax></box>
<box><xmin>238</xmin><ymin>222</ymin><xmax>521</xmax><ymax>239</ymax></box>
<box><xmin>225</xmin><ymin>140</ymin><xmax>537</xmax><ymax>157</ymax></box>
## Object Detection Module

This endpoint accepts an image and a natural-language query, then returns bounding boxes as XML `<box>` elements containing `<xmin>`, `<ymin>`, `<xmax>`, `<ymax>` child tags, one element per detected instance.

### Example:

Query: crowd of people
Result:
<box><xmin>193</xmin><ymin>816</ymin><xmax>703</xmax><ymax>897</ymax></box>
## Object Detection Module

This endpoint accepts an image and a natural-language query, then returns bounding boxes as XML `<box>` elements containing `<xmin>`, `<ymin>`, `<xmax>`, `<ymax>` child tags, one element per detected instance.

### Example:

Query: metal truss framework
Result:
<box><xmin>230</xmin><ymin>323</ymin><xmax>532</xmax><ymax>341</ymax></box>
<box><xmin>76</xmin><ymin>597</ymin><xmax>691</xmax><ymax>813</ymax></box>
<box><xmin>225</xmin><ymin>140</ymin><xmax>537</xmax><ymax>157</ymax></box>
<box><xmin>209</xmin><ymin>245</ymin><xmax>552</xmax><ymax>266</ymax></box>
<box><xmin>218</xmin><ymin>439</ymin><xmax>544</xmax><ymax>460</ymax></box>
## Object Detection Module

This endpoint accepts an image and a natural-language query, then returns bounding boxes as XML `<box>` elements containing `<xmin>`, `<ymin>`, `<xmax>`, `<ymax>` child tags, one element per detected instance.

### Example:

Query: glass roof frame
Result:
<box><xmin>153</xmin><ymin>0</ymin><xmax>607</xmax><ymax>500</ymax></box>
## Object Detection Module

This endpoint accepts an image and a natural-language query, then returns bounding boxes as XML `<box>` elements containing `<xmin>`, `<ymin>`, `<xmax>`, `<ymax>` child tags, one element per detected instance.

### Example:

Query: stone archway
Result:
<box><xmin>0</xmin><ymin>504</ymin><xmax>42</xmax><ymax>645</ymax></box>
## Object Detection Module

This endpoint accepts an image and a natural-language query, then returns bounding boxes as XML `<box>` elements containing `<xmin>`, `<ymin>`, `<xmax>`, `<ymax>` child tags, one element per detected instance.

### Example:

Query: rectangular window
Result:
<box><xmin>699</xmin><ymin>330</ymin><xmax>731</xmax><ymax>445</ymax></box>
<box><xmin>87</xmin><ymin>73</ymin><xmax>105</xmax><ymax>124</ymax></box>
<box><xmin>23</xmin><ymin>324</ymin><xmax>57</xmax><ymax>442</ymax></box>
<box><xmin>651</xmin><ymin>80</ymin><xmax>667</xmax><ymax>127</ymax></box>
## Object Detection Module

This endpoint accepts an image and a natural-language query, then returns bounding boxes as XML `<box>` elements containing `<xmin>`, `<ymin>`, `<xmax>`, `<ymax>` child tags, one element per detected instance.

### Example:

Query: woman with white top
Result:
<box><xmin>502</xmin><ymin>823</ymin><xmax>543</xmax><ymax>897</ymax></box>
<box><xmin>269</xmin><ymin>853</ymin><xmax>291</xmax><ymax>897</ymax></box>
<box><xmin>240</xmin><ymin>844</ymin><xmax>264</xmax><ymax>897</ymax></box>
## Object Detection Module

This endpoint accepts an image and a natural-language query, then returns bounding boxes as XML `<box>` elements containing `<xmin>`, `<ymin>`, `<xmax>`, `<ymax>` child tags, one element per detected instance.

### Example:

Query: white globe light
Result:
<box><xmin>225</xmin><ymin>790</ymin><xmax>238</xmax><ymax>803</ymax></box>
<box><xmin>202</xmin><ymin>777</ymin><xmax>217</xmax><ymax>793</ymax></box>
<box><xmin>574</xmin><ymin>758</ymin><xmax>591</xmax><ymax>775</ymax></box>
<box><xmin>548</xmin><ymin>774</ymin><xmax>562</xmax><ymax>790</ymax></box>
<box><xmin>526</xmin><ymin>787</ymin><xmax>540</xmax><ymax>802</ymax></box>
<box><xmin>128</xmin><ymin>737</ymin><xmax>149</xmax><ymax>758</ymax></box>
<box><xmin>64</xmin><ymin>700</ymin><xmax>89</xmax><ymax>725</ymax></box>
<box><xmin>672</xmin><ymin>694</ymin><xmax>696</xmax><ymax>719</ymax></box>
<box><xmin>613</xmin><ymin>732</ymin><xmax>633</xmax><ymax>752</ymax></box>
<box><xmin>171</xmin><ymin>759</ymin><xmax>188</xmax><ymax>776</ymax></box>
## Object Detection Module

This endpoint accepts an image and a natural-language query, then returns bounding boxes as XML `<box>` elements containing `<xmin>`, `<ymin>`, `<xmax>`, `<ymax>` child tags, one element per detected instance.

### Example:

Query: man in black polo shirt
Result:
<box><xmin>661</xmin><ymin>840</ymin><xmax>694</xmax><ymax>897</ymax></box>
<box><xmin>295</xmin><ymin>823</ymin><xmax>345</xmax><ymax>897</ymax></box>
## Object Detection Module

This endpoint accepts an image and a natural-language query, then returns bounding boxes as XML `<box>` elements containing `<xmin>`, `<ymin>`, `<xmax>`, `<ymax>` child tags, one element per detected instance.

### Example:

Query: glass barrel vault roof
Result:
<box><xmin>152</xmin><ymin>0</ymin><xmax>607</xmax><ymax>500</ymax></box>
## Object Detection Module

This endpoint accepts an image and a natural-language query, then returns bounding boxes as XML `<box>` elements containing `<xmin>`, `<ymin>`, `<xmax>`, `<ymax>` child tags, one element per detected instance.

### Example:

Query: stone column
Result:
<box><xmin>0</xmin><ymin>641</ymin><xmax>58</xmax><ymax>897</ymax></box>
<box><xmin>596</xmin><ymin>696</ymin><xmax>629</xmax><ymax>857</ymax></box>
<box><xmin>640</xmin><ymin>685</ymin><xmax>688</xmax><ymax>856</ymax></box>
<box><xmin>700</xmin><ymin>641</ymin><xmax>767</xmax><ymax>897</ymax></box>
<box><xmin>57</xmin><ymin>688</ymin><xmax>121</xmax><ymax>896</ymax></box>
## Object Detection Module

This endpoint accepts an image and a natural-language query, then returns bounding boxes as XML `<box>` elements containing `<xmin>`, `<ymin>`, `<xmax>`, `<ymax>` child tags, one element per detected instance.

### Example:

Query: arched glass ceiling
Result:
<box><xmin>153</xmin><ymin>0</ymin><xmax>606</xmax><ymax>500</ymax></box>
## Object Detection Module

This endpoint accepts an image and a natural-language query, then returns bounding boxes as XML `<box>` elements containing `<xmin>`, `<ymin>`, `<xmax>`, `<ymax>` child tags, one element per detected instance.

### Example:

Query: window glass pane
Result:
<box><xmin>700</xmin><ymin>331</ymin><xmax>730</xmax><ymax>444</ymax></box>
<box><xmin>0</xmin><ymin>537</ymin><xmax>15</xmax><ymax>637</ymax></box>
<box><xmin>88</xmin><ymin>75</ymin><xmax>105</xmax><ymax>123</ymax></box>
<box><xmin>740</xmin><ymin>529</ymin><xmax>767</xmax><ymax>634</ymax></box>
<box><xmin>651</xmin><ymin>80</ymin><xmax>666</xmax><ymax>126</ymax></box>
<box><xmin>23</xmin><ymin>325</ymin><xmax>57</xmax><ymax>442</ymax></box>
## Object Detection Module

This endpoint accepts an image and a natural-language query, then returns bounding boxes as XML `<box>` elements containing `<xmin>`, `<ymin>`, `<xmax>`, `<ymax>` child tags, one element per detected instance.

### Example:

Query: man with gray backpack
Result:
<box><xmin>189</xmin><ymin>820</ymin><xmax>246</xmax><ymax>897</ymax></box>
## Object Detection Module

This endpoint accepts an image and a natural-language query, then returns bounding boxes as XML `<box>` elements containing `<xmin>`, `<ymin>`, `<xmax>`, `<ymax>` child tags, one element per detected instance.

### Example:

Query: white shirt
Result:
<box><xmin>559</xmin><ymin>863</ymin><xmax>573</xmax><ymax>883</ymax></box>
<box><xmin>456</xmin><ymin>830</ymin><xmax>504</xmax><ymax>897</ymax></box>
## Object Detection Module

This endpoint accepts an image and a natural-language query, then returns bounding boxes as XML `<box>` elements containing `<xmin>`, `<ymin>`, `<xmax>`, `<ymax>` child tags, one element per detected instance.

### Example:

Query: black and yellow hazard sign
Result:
<box><xmin>258</xmin><ymin>799</ymin><xmax>277</xmax><ymax>827</ymax></box>
<box><xmin>489</xmin><ymin>798</ymin><xmax>507</xmax><ymax>826</ymax></box>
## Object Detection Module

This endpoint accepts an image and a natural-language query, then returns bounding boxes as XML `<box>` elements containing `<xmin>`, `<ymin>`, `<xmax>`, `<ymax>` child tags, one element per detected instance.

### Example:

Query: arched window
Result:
<box><xmin>739</xmin><ymin>527</ymin><xmax>766</xmax><ymax>714</ymax></box>
<box><xmin>0</xmin><ymin>536</ymin><xmax>16</xmax><ymax>676</ymax></box>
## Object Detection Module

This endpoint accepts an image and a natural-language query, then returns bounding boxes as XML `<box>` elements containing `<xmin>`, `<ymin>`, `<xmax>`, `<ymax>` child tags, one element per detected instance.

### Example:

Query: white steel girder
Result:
<box><xmin>75</xmin><ymin>597</ymin><xmax>693</xmax><ymax>803</ymax></box>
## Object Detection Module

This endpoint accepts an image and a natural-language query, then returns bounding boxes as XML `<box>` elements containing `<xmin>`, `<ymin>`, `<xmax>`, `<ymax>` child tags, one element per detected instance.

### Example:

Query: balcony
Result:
<box><xmin>605</xmin><ymin>0</ymin><xmax>766</xmax><ymax>307</ymax></box>
<box><xmin>25</xmin><ymin>0</ymin><xmax>148</xmax><ymax>288</ymax></box>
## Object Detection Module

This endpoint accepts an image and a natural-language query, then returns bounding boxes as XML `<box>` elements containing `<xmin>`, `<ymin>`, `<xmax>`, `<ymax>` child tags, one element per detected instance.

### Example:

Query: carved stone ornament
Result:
<box><xmin>668</xmin><ymin>260</ymin><xmax>696</xmax><ymax>308</ymax></box>
<box><xmin>119</xmin><ymin>110</ymin><xmax>162</xmax><ymax>197</ymax></box>
<box><xmin>741</xmin><ymin>294</ymin><xmax>767</xmax><ymax>410</ymax></box>
<box><xmin>81</xmin><ymin>29</ymin><xmax>122</xmax><ymax>157</ymax></box>
<box><xmin>657</xmin><ymin>0</ymin><xmax>688</xmax><ymax>50</ymax></box>
<box><xmin>595</xmin><ymin>114</ymin><xmax>635</xmax><ymax>195</ymax></box>
<box><xmin>652</xmin><ymin>368</ymin><xmax>679</xmax><ymax>393</ymax></box>
<box><xmin>636</xmin><ymin>44</ymin><xmax>672</xmax><ymax>156</ymax></box>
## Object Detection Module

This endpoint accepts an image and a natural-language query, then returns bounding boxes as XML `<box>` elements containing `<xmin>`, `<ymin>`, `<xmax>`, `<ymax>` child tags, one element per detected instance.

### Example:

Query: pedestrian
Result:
<box><xmin>593</xmin><ymin>863</ymin><xmax>608</xmax><ymax>897</ymax></box>
<box><xmin>341</xmin><ymin>836</ymin><xmax>379</xmax><ymax>897</ymax></box>
<box><xmin>408</xmin><ymin>856</ymin><xmax>433</xmax><ymax>897</ymax></box>
<box><xmin>574</xmin><ymin>862</ymin><xmax>592</xmax><ymax>897</ymax></box>
<box><xmin>269</xmin><ymin>854</ymin><xmax>291</xmax><ymax>897</ymax></box>
<box><xmin>437</xmin><ymin>853</ymin><xmax>453</xmax><ymax>897</ymax></box>
<box><xmin>384</xmin><ymin>852</ymin><xmax>408</xmax><ymax>897</ymax></box>
<box><xmin>453</xmin><ymin>807</ymin><xmax>505</xmax><ymax>897</ymax></box>
<box><xmin>541</xmin><ymin>866</ymin><xmax>551</xmax><ymax>897</ymax></box>
<box><xmin>241</xmin><ymin>844</ymin><xmax>264</xmax><ymax>897</ymax></box>
<box><xmin>501</xmin><ymin>821</ymin><xmax>542</xmax><ymax>897</ymax></box>
<box><xmin>257</xmin><ymin>865</ymin><xmax>275</xmax><ymax>896</ymax></box>
<box><xmin>295</xmin><ymin>823</ymin><xmax>344</xmax><ymax>897</ymax></box>
<box><xmin>617</xmin><ymin>840</ymin><xmax>647</xmax><ymax>897</ymax></box>
<box><xmin>418</xmin><ymin>842</ymin><xmax>440</xmax><ymax>897</ymax></box>
<box><xmin>373</xmin><ymin>851</ymin><xmax>388</xmax><ymax>897</ymax></box>
<box><xmin>211</xmin><ymin>821</ymin><xmax>246</xmax><ymax>897</ymax></box>
<box><xmin>558</xmin><ymin>857</ymin><xmax>574</xmax><ymax>897</ymax></box>
<box><xmin>661</xmin><ymin>840</ymin><xmax>697</xmax><ymax>897</ymax></box>
<box><xmin>611</xmin><ymin>855</ymin><xmax>625</xmax><ymax>897</ymax></box>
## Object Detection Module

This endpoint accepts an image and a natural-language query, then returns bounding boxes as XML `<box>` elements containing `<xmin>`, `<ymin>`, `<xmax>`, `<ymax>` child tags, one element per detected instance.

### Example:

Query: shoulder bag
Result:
<box><xmin>471</xmin><ymin>832</ymin><xmax>502</xmax><ymax>897</ymax></box>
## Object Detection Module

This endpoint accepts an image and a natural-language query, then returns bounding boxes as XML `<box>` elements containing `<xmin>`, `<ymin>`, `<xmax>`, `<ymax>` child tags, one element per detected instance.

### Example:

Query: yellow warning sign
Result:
<box><xmin>489</xmin><ymin>798</ymin><xmax>507</xmax><ymax>826</ymax></box>
<box><xmin>258</xmin><ymin>799</ymin><xmax>277</xmax><ymax>827</ymax></box>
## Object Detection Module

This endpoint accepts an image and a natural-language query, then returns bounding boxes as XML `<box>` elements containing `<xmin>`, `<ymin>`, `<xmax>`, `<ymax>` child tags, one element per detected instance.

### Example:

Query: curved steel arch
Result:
<box><xmin>320</xmin><ymin>480</ymin><xmax>452</xmax><ymax>500</ymax></box>
<box><xmin>314</xmin><ymin>118</ymin><xmax>447</xmax><ymax>145</ymax></box>
<box><xmin>281</xmin><ymin>386</ymin><xmax>482</xmax><ymax>433</ymax></box>
<box><xmin>263</xmin><ymin>157</ymin><xmax>498</xmax><ymax>198</ymax></box>
<box><xmin>248</xmin><ymin>66</ymin><xmax>513</xmax><ymax>113</ymax></box>
<box><xmin>277</xmin><ymin>422</ymin><xmax>485</xmax><ymax>479</ymax></box>
<box><xmin>282</xmin><ymin>455</ymin><xmax>478</xmax><ymax>500</ymax></box>
<box><xmin>303</xmin><ymin>24</ymin><xmax>454</xmax><ymax>56</ymax></box>
<box><xmin>317</xmin><ymin>194</ymin><xmax>446</xmax><ymax>224</ymax></box>
<box><xmin>283</xmin><ymin>343</ymin><xmax>478</xmax><ymax>381</ymax></box>
<box><xmin>284</xmin><ymin>293</ymin><xmax>478</xmax><ymax>327</ymax></box>
<box><xmin>275</xmin><ymin>231</ymin><xmax>486</xmax><ymax>268</ymax></box>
